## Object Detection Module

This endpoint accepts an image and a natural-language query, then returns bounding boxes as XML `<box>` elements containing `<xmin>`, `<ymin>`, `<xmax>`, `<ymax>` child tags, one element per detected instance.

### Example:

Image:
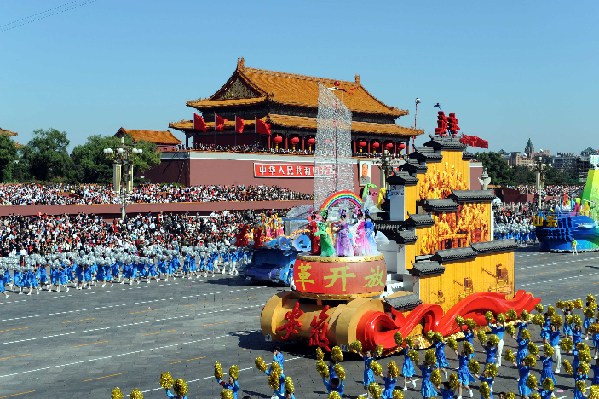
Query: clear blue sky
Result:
<box><xmin>1</xmin><ymin>0</ymin><xmax>597</xmax><ymax>154</ymax></box>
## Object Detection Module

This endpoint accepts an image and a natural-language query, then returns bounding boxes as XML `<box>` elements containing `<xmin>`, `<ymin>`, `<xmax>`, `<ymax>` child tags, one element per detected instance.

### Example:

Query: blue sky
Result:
<box><xmin>1</xmin><ymin>1</ymin><xmax>597</xmax><ymax>154</ymax></box>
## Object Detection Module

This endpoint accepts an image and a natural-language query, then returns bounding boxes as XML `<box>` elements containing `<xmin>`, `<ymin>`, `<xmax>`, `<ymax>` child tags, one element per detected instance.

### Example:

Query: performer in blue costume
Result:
<box><xmin>541</xmin><ymin>313</ymin><xmax>551</xmax><ymax>344</ymax></box>
<box><xmin>573</xmin><ymin>367</ymin><xmax>586</xmax><ymax>399</ymax></box>
<box><xmin>456</xmin><ymin>344</ymin><xmax>474</xmax><ymax>399</ymax></box>
<box><xmin>398</xmin><ymin>342</ymin><xmax>417</xmax><ymax>391</ymax></box>
<box><xmin>380</xmin><ymin>368</ymin><xmax>397</xmax><ymax>399</ymax></box>
<box><xmin>572</xmin><ymin>322</ymin><xmax>583</xmax><ymax>347</ymax></box>
<box><xmin>433</xmin><ymin>335</ymin><xmax>449</xmax><ymax>378</ymax></box>
<box><xmin>484</xmin><ymin>339</ymin><xmax>498</xmax><ymax>366</ymax></box>
<box><xmin>514</xmin><ymin>333</ymin><xmax>529</xmax><ymax>366</ymax></box>
<box><xmin>358</xmin><ymin>349</ymin><xmax>375</xmax><ymax>393</ymax></box>
<box><xmin>489</xmin><ymin>319</ymin><xmax>505</xmax><ymax>366</ymax></box>
<box><xmin>439</xmin><ymin>382</ymin><xmax>455</xmax><ymax>399</ymax></box>
<box><xmin>273</xmin><ymin>347</ymin><xmax>285</xmax><ymax>371</ymax></box>
<box><xmin>549</xmin><ymin>325</ymin><xmax>562</xmax><ymax>373</ymax></box>
<box><xmin>590</xmin><ymin>357</ymin><xmax>599</xmax><ymax>385</ymax></box>
<box><xmin>13</xmin><ymin>264</ymin><xmax>23</xmax><ymax>294</ymax></box>
<box><xmin>216</xmin><ymin>376</ymin><xmax>240</xmax><ymax>399</ymax></box>
<box><xmin>322</xmin><ymin>376</ymin><xmax>344</xmax><ymax>396</ymax></box>
<box><xmin>517</xmin><ymin>361</ymin><xmax>532</xmax><ymax>399</ymax></box>
<box><xmin>419</xmin><ymin>362</ymin><xmax>438</xmax><ymax>399</ymax></box>
<box><xmin>476</xmin><ymin>366</ymin><xmax>495</xmax><ymax>399</ymax></box>
<box><xmin>539</xmin><ymin>346</ymin><xmax>556</xmax><ymax>385</ymax></box>
<box><xmin>0</xmin><ymin>266</ymin><xmax>8</xmax><ymax>299</ymax></box>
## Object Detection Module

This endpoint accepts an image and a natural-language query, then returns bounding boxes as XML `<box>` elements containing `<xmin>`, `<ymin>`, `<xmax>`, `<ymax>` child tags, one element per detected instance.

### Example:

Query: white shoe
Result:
<box><xmin>120</xmin><ymin>280</ymin><xmax>124</xmax><ymax>284</ymax></box>
<box><xmin>402</xmin><ymin>387</ymin><xmax>407</xmax><ymax>391</ymax></box>
<box><xmin>5</xmin><ymin>294</ymin><xmax>9</xmax><ymax>299</ymax></box>
<box><xmin>66</xmin><ymin>287</ymin><xmax>69</xmax><ymax>292</ymax></box>
<box><xmin>457</xmin><ymin>396</ymin><xmax>463</xmax><ymax>399</ymax></box>
<box><xmin>102</xmin><ymin>283</ymin><xmax>106</xmax><ymax>288</ymax></box>
<box><xmin>555</xmin><ymin>369</ymin><xmax>560</xmax><ymax>374</ymax></box>
<box><xmin>136</xmin><ymin>280</ymin><xmax>140</xmax><ymax>285</ymax></box>
<box><xmin>412</xmin><ymin>379</ymin><xmax>417</xmax><ymax>388</ymax></box>
<box><xmin>57</xmin><ymin>287</ymin><xmax>61</xmax><ymax>292</ymax></box>
<box><xmin>36</xmin><ymin>289</ymin><xmax>39</xmax><ymax>295</ymax></box>
<box><xmin>469</xmin><ymin>389</ymin><xmax>473</xmax><ymax>397</ymax></box>
<box><xmin>26</xmin><ymin>291</ymin><xmax>31</xmax><ymax>296</ymax></box>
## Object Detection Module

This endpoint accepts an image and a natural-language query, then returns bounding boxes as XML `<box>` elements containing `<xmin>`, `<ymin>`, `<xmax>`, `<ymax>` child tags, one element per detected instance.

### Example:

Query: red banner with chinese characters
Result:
<box><xmin>253</xmin><ymin>163</ymin><xmax>336</xmax><ymax>178</ymax></box>
<box><xmin>293</xmin><ymin>255</ymin><xmax>386</xmax><ymax>295</ymax></box>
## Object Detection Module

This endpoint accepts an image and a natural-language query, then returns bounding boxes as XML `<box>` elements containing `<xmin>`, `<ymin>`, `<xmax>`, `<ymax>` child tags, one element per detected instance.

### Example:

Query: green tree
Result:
<box><xmin>22</xmin><ymin>128</ymin><xmax>74</xmax><ymax>181</ymax></box>
<box><xmin>475</xmin><ymin>152</ymin><xmax>512</xmax><ymax>186</ymax></box>
<box><xmin>70</xmin><ymin>135</ymin><xmax>160</xmax><ymax>184</ymax></box>
<box><xmin>0</xmin><ymin>134</ymin><xmax>17</xmax><ymax>181</ymax></box>
<box><xmin>511</xmin><ymin>165</ymin><xmax>535</xmax><ymax>185</ymax></box>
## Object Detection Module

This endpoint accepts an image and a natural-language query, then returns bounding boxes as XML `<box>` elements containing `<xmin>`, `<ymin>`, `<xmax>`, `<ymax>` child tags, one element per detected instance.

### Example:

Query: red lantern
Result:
<box><xmin>307</xmin><ymin>137</ymin><xmax>315</xmax><ymax>151</ymax></box>
<box><xmin>398</xmin><ymin>142</ymin><xmax>406</xmax><ymax>152</ymax></box>
<box><xmin>290</xmin><ymin>136</ymin><xmax>300</xmax><ymax>150</ymax></box>
<box><xmin>372</xmin><ymin>141</ymin><xmax>380</xmax><ymax>151</ymax></box>
<box><xmin>385</xmin><ymin>142</ymin><xmax>394</xmax><ymax>150</ymax></box>
<box><xmin>358</xmin><ymin>140</ymin><xmax>366</xmax><ymax>153</ymax></box>
<box><xmin>273</xmin><ymin>135</ymin><xmax>283</xmax><ymax>149</ymax></box>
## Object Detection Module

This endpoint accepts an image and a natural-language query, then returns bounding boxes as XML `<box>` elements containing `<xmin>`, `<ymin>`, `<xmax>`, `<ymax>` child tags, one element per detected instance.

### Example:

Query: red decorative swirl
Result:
<box><xmin>357</xmin><ymin>290</ymin><xmax>540</xmax><ymax>351</ymax></box>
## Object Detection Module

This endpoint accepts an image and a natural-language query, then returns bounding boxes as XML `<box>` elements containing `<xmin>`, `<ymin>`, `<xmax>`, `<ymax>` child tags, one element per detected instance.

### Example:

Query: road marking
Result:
<box><xmin>73</xmin><ymin>340</ymin><xmax>109</xmax><ymax>348</ymax></box>
<box><xmin>519</xmin><ymin>272</ymin><xmax>599</xmax><ymax>287</ymax></box>
<box><xmin>0</xmin><ymin>390</ymin><xmax>36</xmax><ymax>398</ymax></box>
<box><xmin>0</xmin><ymin>326</ymin><xmax>28</xmax><ymax>334</ymax></box>
<box><xmin>0</xmin><ymin>315</ymin><xmax>39</xmax><ymax>323</ymax></box>
<box><xmin>82</xmin><ymin>372</ymin><xmax>122</xmax><ymax>382</ymax></box>
<box><xmin>62</xmin><ymin>317</ymin><xmax>95</xmax><ymax>324</ymax></box>
<box><xmin>48</xmin><ymin>309</ymin><xmax>87</xmax><ymax>316</ymax></box>
<box><xmin>201</xmin><ymin>321</ymin><xmax>228</xmax><ymax>327</ymax></box>
<box><xmin>129</xmin><ymin>309</ymin><xmax>156</xmax><ymax>315</ymax></box>
<box><xmin>169</xmin><ymin>356</ymin><xmax>206</xmax><ymax>364</ymax></box>
<box><xmin>0</xmin><ymin>354</ymin><xmax>31</xmax><ymax>361</ymax></box>
<box><xmin>142</xmin><ymin>329</ymin><xmax>177</xmax><ymax>337</ymax></box>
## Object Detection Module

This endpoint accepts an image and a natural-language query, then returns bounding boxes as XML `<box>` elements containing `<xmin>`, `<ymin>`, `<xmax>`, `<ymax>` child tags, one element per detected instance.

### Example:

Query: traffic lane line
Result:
<box><xmin>0</xmin><ymin>354</ymin><xmax>31</xmax><ymax>362</ymax></box>
<box><xmin>169</xmin><ymin>356</ymin><xmax>206</xmax><ymax>365</ymax></box>
<box><xmin>0</xmin><ymin>390</ymin><xmax>36</xmax><ymax>399</ymax></box>
<box><xmin>518</xmin><ymin>271</ymin><xmax>599</xmax><ymax>288</ymax></box>
<box><xmin>82</xmin><ymin>372</ymin><xmax>123</xmax><ymax>382</ymax></box>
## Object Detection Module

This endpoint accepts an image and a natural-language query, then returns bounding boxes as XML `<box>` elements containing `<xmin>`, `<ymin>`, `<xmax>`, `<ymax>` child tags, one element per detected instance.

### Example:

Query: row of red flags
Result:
<box><xmin>193</xmin><ymin>113</ymin><xmax>271</xmax><ymax>135</ymax></box>
<box><xmin>459</xmin><ymin>134</ymin><xmax>488</xmax><ymax>148</ymax></box>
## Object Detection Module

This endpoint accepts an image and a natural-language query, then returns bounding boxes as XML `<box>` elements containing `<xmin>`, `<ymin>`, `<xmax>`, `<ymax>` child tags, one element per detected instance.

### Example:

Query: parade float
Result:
<box><xmin>260</xmin><ymin>87</ymin><xmax>540</xmax><ymax>352</ymax></box>
<box><xmin>535</xmin><ymin>165</ymin><xmax>599</xmax><ymax>252</ymax></box>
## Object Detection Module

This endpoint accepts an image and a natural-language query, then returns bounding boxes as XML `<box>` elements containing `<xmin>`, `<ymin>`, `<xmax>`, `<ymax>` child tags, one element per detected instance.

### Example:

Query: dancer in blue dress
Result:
<box><xmin>433</xmin><ymin>334</ymin><xmax>450</xmax><ymax>378</ymax></box>
<box><xmin>399</xmin><ymin>342</ymin><xmax>417</xmax><ymax>391</ymax></box>
<box><xmin>440</xmin><ymin>382</ymin><xmax>455</xmax><ymax>399</ymax></box>
<box><xmin>489</xmin><ymin>319</ymin><xmax>506</xmax><ymax>366</ymax></box>
<box><xmin>273</xmin><ymin>347</ymin><xmax>285</xmax><ymax>372</ymax></box>
<box><xmin>13</xmin><ymin>264</ymin><xmax>23</xmax><ymax>294</ymax></box>
<box><xmin>0</xmin><ymin>266</ymin><xmax>8</xmax><ymax>299</ymax></box>
<box><xmin>380</xmin><ymin>368</ymin><xmax>397</xmax><ymax>399</ymax></box>
<box><xmin>514</xmin><ymin>331</ymin><xmax>529</xmax><ymax>366</ymax></box>
<box><xmin>456</xmin><ymin>345</ymin><xmax>474</xmax><ymax>399</ymax></box>
<box><xmin>572</xmin><ymin>322</ymin><xmax>583</xmax><ymax>347</ymax></box>
<box><xmin>358</xmin><ymin>349</ymin><xmax>376</xmax><ymax>394</ymax></box>
<box><xmin>548</xmin><ymin>325</ymin><xmax>561</xmax><ymax>373</ymax></box>
<box><xmin>477</xmin><ymin>369</ymin><xmax>494</xmax><ymax>399</ymax></box>
<box><xmin>584</xmin><ymin>299</ymin><xmax>595</xmax><ymax>340</ymax></box>
<box><xmin>322</xmin><ymin>376</ymin><xmax>344</xmax><ymax>396</ymax></box>
<box><xmin>573</xmin><ymin>367</ymin><xmax>586</xmax><ymax>399</ymax></box>
<box><xmin>539</xmin><ymin>346</ymin><xmax>556</xmax><ymax>385</ymax></box>
<box><xmin>541</xmin><ymin>313</ymin><xmax>551</xmax><ymax>344</ymax></box>
<box><xmin>517</xmin><ymin>361</ymin><xmax>532</xmax><ymax>399</ymax></box>
<box><xmin>419</xmin><ymin>362</ymin><xmax>438</xmax><ymax>399</ymax></box>
<box><xmin>484</xmin><ymin>339</ymin><xmax>498</xmax><ymax>366</ymax></box>
<box><xmin>590</xmin><ymin>357</ymin><xmax>599</xmax><ymax>385</ymax></box>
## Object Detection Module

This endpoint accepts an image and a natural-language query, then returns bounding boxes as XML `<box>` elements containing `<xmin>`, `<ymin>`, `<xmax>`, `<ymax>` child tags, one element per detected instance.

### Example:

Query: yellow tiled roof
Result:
<box><xmin>187</xmin><ymin>58</ymin><xmax>409</xmax><ymax>118</ymax></box>
<box><xmin>117</xmin><ymin>128</ymin><xmax>181</xmax><ymax>145</ymax></box>
<box><xmin>0</xmin><ymin>128</ymin><xmax>17</xmax><ymax>136</ymax></box>
<box><xmin>169</xmin><ymin>114</ymin><xmax>423</xmax><ymax>137</ymax></box>
<box><xmin>187</xmin><ymin>96</ymin><xmax>267</xmax><ymax>109</ymax></box>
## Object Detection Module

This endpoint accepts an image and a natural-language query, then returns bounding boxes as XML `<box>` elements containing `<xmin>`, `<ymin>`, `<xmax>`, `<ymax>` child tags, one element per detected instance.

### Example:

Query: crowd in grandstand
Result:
<box><xmin>178</xmin><ymin>142</ymin><xmax>315</xmax><ymax>155</ymax></box>
<box><xmin>0</xmin><ymin>183</ymin><xmax>312</xmax><ymax>206</ymax></box>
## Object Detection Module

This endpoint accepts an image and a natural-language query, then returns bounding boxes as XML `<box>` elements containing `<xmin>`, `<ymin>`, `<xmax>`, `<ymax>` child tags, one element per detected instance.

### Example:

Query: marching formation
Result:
<box><xmin>109</xmin><ymin>296</ymin><xmax>599</xmax><ymax>399</ymax></box>
<box><xmin>0</xmin><ymin>244</ymin><xmax>251</xmax><ymax>297</ymax></box>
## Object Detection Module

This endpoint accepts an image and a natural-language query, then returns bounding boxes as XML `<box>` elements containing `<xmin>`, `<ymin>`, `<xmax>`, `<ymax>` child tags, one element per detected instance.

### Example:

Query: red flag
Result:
<box><xmin>459</xmin><ymin>134</ymin><xmax>473</xmax><ymax>146</ymax></box>
<box><xmin>235</xmin><ymin>116</ymin><xmax>245</xmax><ymax>134</ymax></box>
<box><xmin>215</xmin><ymin>114</ymin><xmax>227</xmax><ymax>131</ymax></box>
<box><xmin>255</xmin><ymin>118</ymin><xmax>271</xmax><ymax>135</ymax></box>
<box><xmin>475</xmin><ymin>137</ymin><xmax>489</xmax><ymax>148</ymax></box>
<box><xmin>193</xmin><ymin>113</ymin><xmax>207</xmax><ymax>132</ymax></box>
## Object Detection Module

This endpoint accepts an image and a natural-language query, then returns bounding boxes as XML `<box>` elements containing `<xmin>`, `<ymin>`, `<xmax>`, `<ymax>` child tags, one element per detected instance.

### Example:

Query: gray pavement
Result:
<box><xmin>0</xmin><ymin>245</ymin><xmax>597</xmax><ymax>398</ymax></box>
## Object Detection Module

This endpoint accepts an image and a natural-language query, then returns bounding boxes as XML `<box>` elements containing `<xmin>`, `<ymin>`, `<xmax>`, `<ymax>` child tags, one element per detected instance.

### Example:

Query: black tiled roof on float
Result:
<box><xmin>405</xmin><ymin>213</ymin><xmax>435</xmax><ymax>227</ymax></box>
<box><xmin>448</xmin><ymin>190</ymin><xmax>496</xmax><ymax>202</ymax></box>
<box><xmin>423</xmin><ymin>135</ymin><xmax>467</xmax><ymax>151</ymax></box>
<box><xmin>393</xmin><ymin>229</ymin><xmax>418</xmax><ymax>244</ymax></box>
<box><xmin>431</xmin><ymin>246</ymin><xmax>478</xmax><ymax>263</ymax></box>
<box><xmin>462</xmin><ymin>152</ymin><xmax>476</xmax><ymax>160</ymax></box>
<box><xmin>471</xmin><ymin>240</ymin><xmax>519</xmax><ymax>254</ymax></box>
<box><xmin>400</xmin><ymin>159</ymin><xmax>428</xmax><ymax>174</ymax></box>
<box><xmin>385</xmin><ymin>293</ymin><xmax>422</xmax><ymax>311</ymax></box>
<box><xmin>409</xmin><ymin>260</ymin><xmax>445</xmax><ymax>276</ymax></box>
<box><xmin>408</xmin><ymin>146</ymin><xmax>443</xmax><ymax>163</ymax></box>
<box><xmin>387</xmin><ymin>171</ymin><xmax>418</xmax><ymax>186</ymax></box>
<box><xmin>422</xmin><ymin>199</ymin><xmax>459</xmax><ymax>212</ymax></box>
<box><xmin>375</xmin><ymin>220</ymin><xmax>406</xmax><ymax>234</ymax></box>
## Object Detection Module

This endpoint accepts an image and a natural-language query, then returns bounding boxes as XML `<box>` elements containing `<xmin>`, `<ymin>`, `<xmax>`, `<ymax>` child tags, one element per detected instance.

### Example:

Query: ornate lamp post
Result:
<box><xmin>534</xmin><ymin>156</ymin><xmax>547</xmax><ymax>210</ymax></box>
<box><xmin>372</xmin><ymin>149</ymin><xmax>404</xmax><ymax>188</ymax></box>
<box><xmin>103</xmin><ymin>137</ymin><xmax>143</xmax><ymax>220</ymax></box>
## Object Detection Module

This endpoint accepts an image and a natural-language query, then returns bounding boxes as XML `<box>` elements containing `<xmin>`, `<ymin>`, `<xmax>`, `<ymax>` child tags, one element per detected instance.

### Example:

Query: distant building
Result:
<box><xmin>508</xmin><ymin>152</ymin><xmax>535</xmax><ymax>168</ymax></box>
<box><xmin>551</xmin><ymin>152</ymin><xmax>578</xmax><ymax>170</ymax></box>
<box><xmin>524</xmin><ymin>138</ymin><xmax>534</xmax><ymax>158</ymax></box>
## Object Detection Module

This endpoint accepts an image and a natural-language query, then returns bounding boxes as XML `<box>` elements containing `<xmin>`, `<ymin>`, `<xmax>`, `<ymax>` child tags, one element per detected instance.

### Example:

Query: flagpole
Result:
<box><xmin>214</xmin><ymin>112</ymin><xmax>217</xmax><ymax>145</ymax></box>
<box><xmin>234</xmin><ymin>115</ymin><xmax>237</xmax><ymax>147</ymax></box>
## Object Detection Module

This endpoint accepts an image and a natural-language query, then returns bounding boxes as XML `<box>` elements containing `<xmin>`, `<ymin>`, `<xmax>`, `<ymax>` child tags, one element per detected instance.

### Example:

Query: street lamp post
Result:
<box><xmin>103</xmin><ymin>137</ymin><xmax>143</xmax><ymax>220</ymax></box>
<box><xmin>535</xmin><ymin>156</ymin><xmax>546</xmax><ymax>210</ymax></box>
<box><xmin>372</xmin><ymin>149</ymin><xmax>405</xmax><ymax>188</ymax></box>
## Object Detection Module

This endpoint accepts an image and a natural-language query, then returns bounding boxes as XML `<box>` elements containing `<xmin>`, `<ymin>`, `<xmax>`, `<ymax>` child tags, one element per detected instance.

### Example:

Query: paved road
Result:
<box><xmin>0</xmin><ymin>245</ymin><xmax>597</xmax><ymax>399</ymax></box>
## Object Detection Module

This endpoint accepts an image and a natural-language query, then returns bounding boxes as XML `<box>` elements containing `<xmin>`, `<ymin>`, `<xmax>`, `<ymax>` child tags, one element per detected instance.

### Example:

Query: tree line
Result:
<box><xmin>0</xmin><ymin>129</ymin><xmax>160</xmax><ymax>183</ymax></box>
<box><xmin>476</xmin><ymin>152</ymin><xmax>581</xmax><ymax>187</ymax></box>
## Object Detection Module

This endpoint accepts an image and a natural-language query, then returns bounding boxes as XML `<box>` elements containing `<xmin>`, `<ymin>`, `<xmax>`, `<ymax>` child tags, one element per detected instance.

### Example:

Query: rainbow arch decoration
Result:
<box><xmin>319</xmin><ymin>190</ymin><xmax>363</xmax><ymax>212</ymax></box>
